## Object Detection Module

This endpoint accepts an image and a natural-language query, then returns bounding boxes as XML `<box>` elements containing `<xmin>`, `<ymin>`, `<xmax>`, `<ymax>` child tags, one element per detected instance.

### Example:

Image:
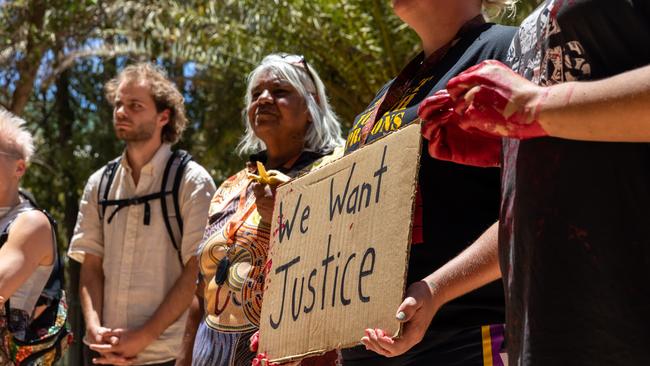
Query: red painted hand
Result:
<box><xmin>252</xmin><ymin>353</ymin><xmax>277</xmax><ymax>366</ymax></box>
<box><xmin>249</xmin><ymin>331</ymin><xmax>260</xmax><ymax>352</ymax></box>
<box><xmin>251</xmin><ymin>352</ymin><xmax>300</xmax><ymax>366</ymax></box>
<box><xmin>250</xmin><ymin>333</ymin><xmax>304</xmax><ymax>366</ymax></box>
<box><xmin>418</xmin><ymin>90</ymin><xmax>501</xmax><ymax>167</ymax></box>
<box><xmin>447</xmin><ymin>60</ymin><xmax>548</xmax><ymax>139</ymax></box>
<box><xmin>249</xmin><ymin>333</ymin><xmax>281</xmax><ymax>366</ymax></box>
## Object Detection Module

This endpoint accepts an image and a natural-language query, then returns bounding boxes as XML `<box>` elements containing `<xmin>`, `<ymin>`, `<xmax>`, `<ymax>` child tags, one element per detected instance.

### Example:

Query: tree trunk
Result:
<box><xmin>9</xmin><ymin>0</ymin><xmax>47</xmax><ymax>115</ymax></box>
<box><xmin>54</xmin><ymin>51</ymin><xmax>85</xmax><ymax>366</ymax></box>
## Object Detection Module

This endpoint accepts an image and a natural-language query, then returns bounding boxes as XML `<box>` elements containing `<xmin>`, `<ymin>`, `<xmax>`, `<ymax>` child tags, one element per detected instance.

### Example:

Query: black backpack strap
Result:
<box><xmin>0</xmin><ymin>221</ymin><xmax>10</xmax><ymax>248</ymax></box>
<box><xmin>160</xmin><ymin>149</ymin><xmax>192</xmax><ymax>266</ymax></box>
<box><xmin>97</xmin><ymin>157</ymin><xmax>121</xmax><ymax>220</ymax></box>
<box><xmin>98</xmin><ymin>156</ymin><xmax>164</xmax><ymax>225</ymax></box>
<box><xmin>101</xmin><ymin>191</ymin><xmax>167</xmax><ymax>224</ymax></box>
<box><xmin>17</xmin><ymin>189</ymin><xmax>38</xmax><ymax>208</ymax></box>
<box><xmin>95</xmin><ymin>151</ymin><xmax>191</xmax><ymax>267</ymax></box>
<box><xmin>1</xmin><ymin>191</ymin><xmax>51</xmax><ymax>249</ymax></box>
<box><xmin>1</xmin><ymin>219</ymin><xmax>10</xmax><ymax>316</ymax></box>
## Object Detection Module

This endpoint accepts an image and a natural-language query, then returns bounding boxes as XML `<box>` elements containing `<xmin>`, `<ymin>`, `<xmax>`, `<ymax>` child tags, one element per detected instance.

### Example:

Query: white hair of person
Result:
<box><xmin>0</xmin><ymin>108</ymin><xmax>35</xmax><ymax>162</ymax></box>
<box><xmin>483</xmin><ymin>0</ymin><xmax>519</xmax><ymax>17</ymax></box>
<box><xmin>237</xmin><ymin>53</ymin><xmax>345</xmax><ymax>155</ymax></box>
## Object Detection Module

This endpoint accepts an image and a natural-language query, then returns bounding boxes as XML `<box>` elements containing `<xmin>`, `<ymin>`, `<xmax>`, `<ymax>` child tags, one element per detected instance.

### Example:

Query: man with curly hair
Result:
<box><xmin>68</xmin><ymin>63</ymin><xmax>216</xmax><ymax>365</ymax></box>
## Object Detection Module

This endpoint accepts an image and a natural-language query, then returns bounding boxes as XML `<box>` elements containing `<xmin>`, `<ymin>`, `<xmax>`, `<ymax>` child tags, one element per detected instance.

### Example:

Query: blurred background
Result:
<box><xmin>0</xmin><ymin>0</ymin><xmax>542</xmax><ymax>363</ymax></box>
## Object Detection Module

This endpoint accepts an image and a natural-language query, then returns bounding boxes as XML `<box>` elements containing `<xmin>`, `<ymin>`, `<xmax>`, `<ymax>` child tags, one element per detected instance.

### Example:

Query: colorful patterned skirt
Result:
<box><xmin>192</xmin><ymin>321</ymin><xmax>257</xmax><ymax>366</ymax></box>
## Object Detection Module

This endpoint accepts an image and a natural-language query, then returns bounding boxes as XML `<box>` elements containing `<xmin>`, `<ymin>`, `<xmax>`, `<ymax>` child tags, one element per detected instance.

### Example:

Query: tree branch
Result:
<box><xmin>39</xmin><ymin>43</ymin><xmax>148</xmax><ymax>91</ymax></box>
<box><xmin>10</xmin><ymin>0</ymin><xmax>47</xmax><ymax>115</ymax></box>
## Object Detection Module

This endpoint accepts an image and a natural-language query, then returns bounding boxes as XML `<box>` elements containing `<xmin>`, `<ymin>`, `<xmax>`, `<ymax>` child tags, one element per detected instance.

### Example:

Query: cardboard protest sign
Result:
<box><xmin>259</xmin><ymin>123</ymin><xmax>422</xmax><ymax>362</ymax></box>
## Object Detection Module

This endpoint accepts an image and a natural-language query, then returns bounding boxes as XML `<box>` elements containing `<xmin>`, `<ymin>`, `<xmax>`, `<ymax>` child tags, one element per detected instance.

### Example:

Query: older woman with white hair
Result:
<box><xmin>340</xmin><ymin>0</ymin><xmax>518</xmax><ymax>365</ymax></box>
<box><xmin>189</xmin><ymin>54</ymin><xmax>344</xmax><ymax>366</ymax></box>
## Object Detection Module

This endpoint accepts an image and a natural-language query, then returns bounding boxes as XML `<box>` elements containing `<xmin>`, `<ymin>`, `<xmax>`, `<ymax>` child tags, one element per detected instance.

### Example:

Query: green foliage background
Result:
<box><xmin>0</xmin><ymin>0</ymin><xmax>542</xmax><ymax>363</ymax></box>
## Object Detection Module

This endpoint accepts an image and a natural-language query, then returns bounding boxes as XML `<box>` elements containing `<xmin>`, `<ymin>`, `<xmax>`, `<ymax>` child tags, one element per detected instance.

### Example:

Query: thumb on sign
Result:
<box><xmin>395</xmin><ymin>294</ymin><xmax>420</xmax><ymax>323</ymax></box>
<box><xmin>360</xmin><ymin>280</ymin><xmax>442</xmax><ymax>358</ymax></box>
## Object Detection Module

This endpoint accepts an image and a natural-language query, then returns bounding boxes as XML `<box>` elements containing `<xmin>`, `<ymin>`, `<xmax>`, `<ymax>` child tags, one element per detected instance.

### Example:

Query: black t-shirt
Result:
<box><xmin>502</xmin><ymin>1</ymin><xmax>650</xmax><ymax>365</ymax></box>
<box><xmin>345</xmin><ymin>22</ymin><xmax>516</xmax><ymax>330</ymax></box>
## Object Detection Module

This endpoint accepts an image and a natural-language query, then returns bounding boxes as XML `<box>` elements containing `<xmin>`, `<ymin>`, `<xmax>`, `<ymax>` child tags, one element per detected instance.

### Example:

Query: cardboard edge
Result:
<box><xmin>275</xmin><ymin>146</ymin><xmax>345</xmax><ymax>189</ymax></box>
<box><xmin>269</xmin><ymin>340</ymin><xmax>374</xmax><ymax>364</ymax></box>
<box><xmin>394</xmin><ymin>120</ymin><xmax>423</xmax><ymax>339</ymax></box>
<box><xmin>279</xmin><ymin>121</ymin><xmax>422</xmax><ymax>189</ymax></box>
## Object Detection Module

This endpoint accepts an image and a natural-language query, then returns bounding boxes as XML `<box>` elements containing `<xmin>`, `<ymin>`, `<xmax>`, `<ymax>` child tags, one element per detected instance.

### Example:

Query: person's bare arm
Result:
<box><xmin>79</xmin><ymin>253</ymin><xmax>116</xmax><ymax>345</ymax></box>
<box><xmin>442</xmin><ymin>61</ymin><xmax>650</xmax><ymax>142</ymax></box>
<box><xmin>143</xmin><ymin>257</ymin><xmax>199</xmax><ymax>343</ymax></box>
<box><xmin>538</xmin><ymin>64</ymin><xmax>650</xmax><ymax>141</ymax></box>
<box><xmin>362</xmin><ymin>221</ymin><xmax>500</xmax><ymax>357</ymax></box>
<box><xmin>420</xmin><ymin>221</ymin><xmax>500</xmax><ymax>304</ymax></box>
<box><xmin>175</xmin><ymin>283</ymin><xmax>205</xmax><ymax>366</ymax></box>
<box><xmin>0</xmin><ymin>211</ymin><xmax>53</xmax><ymax>300</ymax></box>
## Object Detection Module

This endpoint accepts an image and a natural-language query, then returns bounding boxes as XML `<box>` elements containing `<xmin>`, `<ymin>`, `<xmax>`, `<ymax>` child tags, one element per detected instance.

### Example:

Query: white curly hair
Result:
<box><xmin>238</xmin><ymin>53</ymin><xmax>344</xmax><ymax>155</ymax></box>
<box><xmin>0</xmin><ymin>108</ymin><xmax>34</xmax><ymax>162</ymax></box>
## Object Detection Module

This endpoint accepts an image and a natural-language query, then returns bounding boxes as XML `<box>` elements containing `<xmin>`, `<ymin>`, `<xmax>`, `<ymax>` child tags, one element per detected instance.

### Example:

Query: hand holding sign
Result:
<box><xmin>251</xmin><ymin>332</ymin><xmax>302</xmax><ymax>366</ymax></box>
<box><xmin>360</xmin><ymin>280</ymin><xmax>443</xmax><ymax>357</ymax></box>
<box><xmin>250</xmin><ymin>332</ymin><xmax>286</xmax><ymax>366</ymax></box>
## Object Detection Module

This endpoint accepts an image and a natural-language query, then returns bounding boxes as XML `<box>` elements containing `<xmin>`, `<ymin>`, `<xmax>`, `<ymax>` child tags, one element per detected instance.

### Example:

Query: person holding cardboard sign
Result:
<box><xmin>418</xmin><ymin>0</ymin><xmax>650</xmax><ymax>364</ymax></box>
<box><xmin>188</xmin><ymin>54</ymin><xmax>344</xmax><ymax>366</ymax></box>
<box><xmin>341</xmin><ymin>1</ymin><xmax>517</xmax><ymax>365</ymax></box>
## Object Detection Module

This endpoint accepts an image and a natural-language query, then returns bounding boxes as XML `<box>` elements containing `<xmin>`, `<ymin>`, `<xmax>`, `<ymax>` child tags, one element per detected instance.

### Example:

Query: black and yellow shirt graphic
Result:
<box><xmin>345</xmin><ymin>75</ymin><xmax>436</xmax><ymax>152</ymax></box>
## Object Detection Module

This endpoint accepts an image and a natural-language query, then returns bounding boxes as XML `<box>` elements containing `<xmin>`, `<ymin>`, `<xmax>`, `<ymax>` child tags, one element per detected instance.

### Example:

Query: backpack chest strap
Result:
<box><xmin>99</xmin><ymin>190</ymin><xmax>170</xmax><ymax>225</ymax></box>
<box><xmin>97</xmin><ymin>149</ymin><xmax>197</xmax><ymax>266</ymax></box>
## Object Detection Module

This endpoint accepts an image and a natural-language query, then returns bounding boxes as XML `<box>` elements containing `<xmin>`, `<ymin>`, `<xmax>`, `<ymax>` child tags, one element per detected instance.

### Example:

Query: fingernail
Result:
<box><xmin>396</xmin><ymin>311</ymin><xmax>406</xmax><ymax>320</ymax></box>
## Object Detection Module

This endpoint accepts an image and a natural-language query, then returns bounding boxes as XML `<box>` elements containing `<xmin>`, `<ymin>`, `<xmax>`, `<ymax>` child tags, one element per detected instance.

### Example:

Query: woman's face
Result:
<box><xmin>391</xmin><ymin>0</ymin><xmax>435</xmax><ymax>20</ymax></box>
<box><xmin>247</xmin><ymin>71</ymin><xmax>310</xmax><ymax>148</ymax></box>
<box><xmin>391</xmin><ymin>0</ymin><xmax>470</xmax><ymax>26</ymax></box>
